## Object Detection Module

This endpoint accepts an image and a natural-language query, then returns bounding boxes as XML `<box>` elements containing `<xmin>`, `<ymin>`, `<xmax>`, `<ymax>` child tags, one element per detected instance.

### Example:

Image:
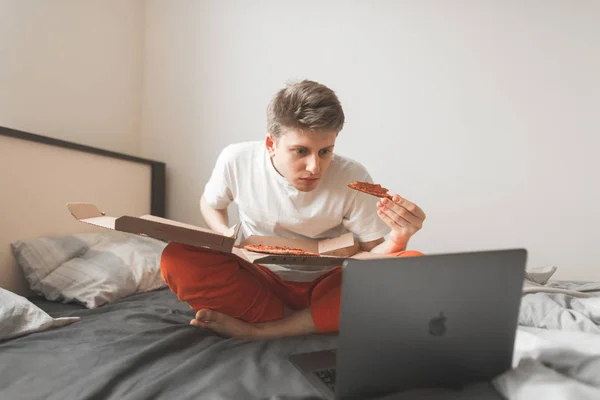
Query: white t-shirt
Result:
<box><xmin>203</xmin><ymin>141</ymin><xmax>390</xmax><ymax>281</ymax></box>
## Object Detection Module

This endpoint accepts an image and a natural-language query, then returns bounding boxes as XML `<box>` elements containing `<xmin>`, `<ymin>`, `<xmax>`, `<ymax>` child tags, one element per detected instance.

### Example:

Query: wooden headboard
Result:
<box><xmin>0</xmin><ymin>126</ymin><xmax>166</xmax><ymax>296</ymax></box>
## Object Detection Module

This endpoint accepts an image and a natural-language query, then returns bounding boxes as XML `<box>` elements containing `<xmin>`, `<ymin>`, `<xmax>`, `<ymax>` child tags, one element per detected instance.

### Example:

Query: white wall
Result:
<box><xmin>0</xmin><ymin>0</ymin><xmax>145</xmax><ymax>155</ymax></box>
<box><xmin>2</xmin><ymin>1</ymin><xmax>596</xmax><ymax>279</ymax></box>
<box><xmin>146</xmin><ymin>1</ymin><xmax>596</xmax><ymax>280</ymax></box>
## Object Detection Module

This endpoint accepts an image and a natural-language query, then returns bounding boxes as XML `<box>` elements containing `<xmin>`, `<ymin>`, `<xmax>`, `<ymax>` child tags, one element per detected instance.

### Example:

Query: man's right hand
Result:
<box><xmin>376</xmin><ymin>194</ymin><xmax>426</xmax><ymax>249</ymax></box>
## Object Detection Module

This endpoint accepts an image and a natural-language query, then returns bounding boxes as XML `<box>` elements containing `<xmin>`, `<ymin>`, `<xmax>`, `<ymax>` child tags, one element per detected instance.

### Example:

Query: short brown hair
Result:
<box><xmin>267</xmin><ymin>80</ymin><xmax>345</xmax><ymax>137</ymax></box>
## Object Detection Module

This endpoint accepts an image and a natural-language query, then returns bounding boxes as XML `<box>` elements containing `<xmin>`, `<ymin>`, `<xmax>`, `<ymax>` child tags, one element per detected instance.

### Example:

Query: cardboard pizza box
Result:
<box><xmin>233</xmin><ymin>232</ymin><xmax>360</xmax><ymax>266</ymax></box>
<box><xmin>67</xmin><ymin>203</ymin><xmax>381</xmax><ymax>266</ymax></box>
<box><xmin>67</xmin><ymin>203</ymin><xmax>239</xmax><ymax>253</ymax></box>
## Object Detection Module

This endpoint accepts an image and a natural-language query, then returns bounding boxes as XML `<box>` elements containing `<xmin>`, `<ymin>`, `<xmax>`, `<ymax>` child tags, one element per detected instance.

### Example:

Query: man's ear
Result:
<box><xmin>265</xmin><ymin>134</ymin><xmax>277</xmax><ymax>157</ymax></box>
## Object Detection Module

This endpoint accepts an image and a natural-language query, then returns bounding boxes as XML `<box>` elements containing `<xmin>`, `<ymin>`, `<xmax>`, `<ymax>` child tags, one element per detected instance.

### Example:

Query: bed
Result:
<box><xmin>1</xmin><ymin>126</ymin><xmax>599</xmax><ymax>400</ymax></box>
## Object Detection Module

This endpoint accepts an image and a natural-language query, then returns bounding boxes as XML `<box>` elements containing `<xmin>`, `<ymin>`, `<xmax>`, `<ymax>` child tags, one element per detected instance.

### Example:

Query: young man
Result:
<box><xmin>160</xmin><ymin>80</ymin><xmax>427</xmax><ymax>340</ymax></box>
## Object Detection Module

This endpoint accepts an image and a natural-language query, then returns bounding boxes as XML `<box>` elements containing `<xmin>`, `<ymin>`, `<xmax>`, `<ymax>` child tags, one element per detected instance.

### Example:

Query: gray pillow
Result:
<box><xmin>12</xmin><ymin>231</ymin><xmax>168</xmax><ymax>308</ymax></box>
<box><xmin>0</xmin><ymin>288</ymin><xmax>79</xmax><ymax>340</ymax></box>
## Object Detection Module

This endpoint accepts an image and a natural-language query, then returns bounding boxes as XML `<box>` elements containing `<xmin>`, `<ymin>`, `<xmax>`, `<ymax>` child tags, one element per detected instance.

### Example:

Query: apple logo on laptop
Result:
<box><xmin>429</xmin><ymin>312</ymin><xmax>447</xmax><ymax>336</ymax></box>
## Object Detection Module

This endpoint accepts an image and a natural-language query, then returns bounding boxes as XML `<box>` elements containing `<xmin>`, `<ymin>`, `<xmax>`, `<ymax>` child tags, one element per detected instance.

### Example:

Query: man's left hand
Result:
<box><xmin>377</xmin><ymin>194</ymin><xmax>426</xmax><ymax>249</ymax></box>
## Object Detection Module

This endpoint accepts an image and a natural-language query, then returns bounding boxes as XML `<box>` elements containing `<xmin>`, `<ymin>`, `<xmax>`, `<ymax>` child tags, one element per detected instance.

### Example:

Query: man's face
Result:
<box><xmin>266</xmin><ymin>128</ymin><xmax>337</xmax><ymax>192</ymax></box>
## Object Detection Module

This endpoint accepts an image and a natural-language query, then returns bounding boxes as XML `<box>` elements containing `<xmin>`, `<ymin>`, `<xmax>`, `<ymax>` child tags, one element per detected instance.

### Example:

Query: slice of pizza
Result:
<box><xmin>243</xmin><ymin>244</ymin><xmax>320</xmax><ymax>256</ymax></box>
<box><xmin>347</xmin><ymin>181</ymin><xmax>393</xmax><ymax>200</ymax></box>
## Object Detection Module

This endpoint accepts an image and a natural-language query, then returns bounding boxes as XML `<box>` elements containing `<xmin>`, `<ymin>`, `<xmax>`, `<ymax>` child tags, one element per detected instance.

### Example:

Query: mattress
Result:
<box><xmin>2</xmin><ymin>284</ymin><xmax>600</xmax><ymax>399</ymax></box>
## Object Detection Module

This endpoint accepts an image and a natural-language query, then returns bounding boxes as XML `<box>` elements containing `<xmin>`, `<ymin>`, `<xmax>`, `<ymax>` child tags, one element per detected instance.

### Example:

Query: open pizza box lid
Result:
<box><xmin>233</xmin><ymin>232</ymin><xmax>367</xmax><ymax>266</ymax></box>
<box><xmin>67</xmin><ymin>203</ymin><xmax>239</xmax><ymax>253</ymax></box>
<box><xmin>67</xmin><ymin>203</ymin><xmax>398</xmax><ymax>266</ymax></box>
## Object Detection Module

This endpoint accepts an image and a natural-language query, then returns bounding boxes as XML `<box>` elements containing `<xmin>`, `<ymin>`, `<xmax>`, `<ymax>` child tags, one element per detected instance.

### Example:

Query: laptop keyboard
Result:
<box><xmin>314</xmin><ymin>368</ymin><xmax>337</xmax><ymax>392</ymax></box>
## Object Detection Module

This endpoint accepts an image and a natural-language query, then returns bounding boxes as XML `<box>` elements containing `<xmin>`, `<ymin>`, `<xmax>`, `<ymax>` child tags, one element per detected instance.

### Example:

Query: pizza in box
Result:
<box><xmin>243</xmin><ymin>244</ymin><xmax>319</xmax><ymax>256</ymax></box>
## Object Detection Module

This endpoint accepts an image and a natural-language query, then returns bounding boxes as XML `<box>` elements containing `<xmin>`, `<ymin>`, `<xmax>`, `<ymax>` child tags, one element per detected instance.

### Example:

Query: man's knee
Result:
<box><xmin>159</xmin><ymin>242</ymin><xmax>239</xmax><ymax>302</ymax></box>
<box><xmin>159</xmin><ymin>242</ymin><xmax>283</xmax><ymax>322</ymax></box>
<box><xmin>160</xmin><ymin>242</ymin><xmax>235</xmax><ymax>281</ymax></box>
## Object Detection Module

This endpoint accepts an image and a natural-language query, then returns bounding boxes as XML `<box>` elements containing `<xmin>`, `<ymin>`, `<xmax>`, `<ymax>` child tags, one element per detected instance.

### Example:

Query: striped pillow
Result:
<box><xmin>11</xmin><ymin>232</ymin><xmax>168</xmax><ymax>308</ymax></box>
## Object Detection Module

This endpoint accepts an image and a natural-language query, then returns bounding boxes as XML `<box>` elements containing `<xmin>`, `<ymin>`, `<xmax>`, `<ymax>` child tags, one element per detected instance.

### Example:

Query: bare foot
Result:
<box><xmin>190</xmin><ymin>307</ymin><xmax>318</xmax><ymax>340</ymax></box>
<box><xmin>190</xmin><ymin>309</ymin><xmax>261</xmax><ymax>340</ymax></box>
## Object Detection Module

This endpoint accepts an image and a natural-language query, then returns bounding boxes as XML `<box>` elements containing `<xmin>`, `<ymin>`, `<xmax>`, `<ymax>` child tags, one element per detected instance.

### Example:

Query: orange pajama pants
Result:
<box><xmin>159</xmin><ymin>243</ymin><xmax>423</xmax><ymax>333</ymax></box>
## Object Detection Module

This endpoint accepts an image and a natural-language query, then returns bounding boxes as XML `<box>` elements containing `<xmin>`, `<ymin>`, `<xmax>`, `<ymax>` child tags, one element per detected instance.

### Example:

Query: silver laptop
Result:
<box><xmin>289</xmin><ymin>249</ymin><xmax>527</xmax><ymax>399</ymax></box>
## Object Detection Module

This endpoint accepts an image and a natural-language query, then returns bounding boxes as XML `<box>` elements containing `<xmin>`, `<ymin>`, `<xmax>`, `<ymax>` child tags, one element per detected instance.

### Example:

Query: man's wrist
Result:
<box><xmin>386</xmin><ymin>237</ymin><xmax>407</xmax><ymax>253</ymax></box>
<box><xmin>216</xmin><ymin>225</ymin><xmax>230</xmax><ymax>235</ymax></box>
<box><xmin>206</xmin><ymin>223</ymin><xmax>229</xmax><ymax>235</ymax></box>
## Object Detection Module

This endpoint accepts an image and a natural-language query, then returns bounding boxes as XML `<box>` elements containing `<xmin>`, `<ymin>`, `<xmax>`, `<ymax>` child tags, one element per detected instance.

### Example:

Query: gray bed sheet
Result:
<box><xmin>0</xmin><ymin>288</ymin><xmax>337</xmax><ymax>400</ymax></box>
<box><xmin>2</xmin><ymin>282</ymin><xmax>600</xmax><ymax>400</ymax></box>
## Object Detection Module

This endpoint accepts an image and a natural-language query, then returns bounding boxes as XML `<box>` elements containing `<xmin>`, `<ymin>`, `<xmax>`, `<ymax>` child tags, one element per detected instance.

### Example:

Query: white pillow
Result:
<box><xmin>11</xmin><ymin>231</ymin><xmax>168</xmax><ymax>308</ymax></box>
<box><xmin>0</xmin><ymin>288</ymin><xmax>79</xmax><ymax>341</ymax></box>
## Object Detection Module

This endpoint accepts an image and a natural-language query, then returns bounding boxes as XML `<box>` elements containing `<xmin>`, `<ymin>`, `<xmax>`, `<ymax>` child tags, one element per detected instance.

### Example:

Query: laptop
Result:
<box><xmin>289</xmin><ymin>249</ymin><xmax>527</xmax><ymax>399</ymax></box>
